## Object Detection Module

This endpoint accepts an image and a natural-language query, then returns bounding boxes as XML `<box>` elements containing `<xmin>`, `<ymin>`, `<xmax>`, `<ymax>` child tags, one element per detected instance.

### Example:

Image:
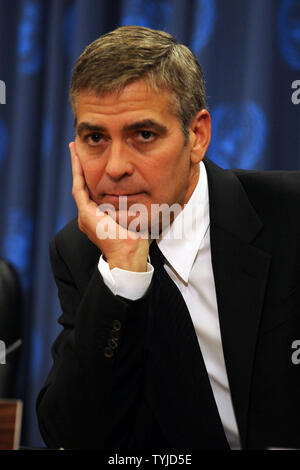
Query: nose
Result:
<box><xmin>105</xmin><ymin>142</ymin><xmax>134</xmax><ymax>180</ymax></box>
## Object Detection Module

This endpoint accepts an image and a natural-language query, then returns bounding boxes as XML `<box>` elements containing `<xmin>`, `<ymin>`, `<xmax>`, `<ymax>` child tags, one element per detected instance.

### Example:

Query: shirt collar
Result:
<box><xmin>157</xmin><ymin>161</ymin><xmax>210</xmax><ymax>283</ymax></box>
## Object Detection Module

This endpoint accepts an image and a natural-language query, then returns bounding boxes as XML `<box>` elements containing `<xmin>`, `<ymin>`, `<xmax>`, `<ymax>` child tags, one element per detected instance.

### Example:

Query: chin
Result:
<box><xmin>116</xmin><ymin>210</ymin><xmax>150</xmax><ymax>235</ymax></box>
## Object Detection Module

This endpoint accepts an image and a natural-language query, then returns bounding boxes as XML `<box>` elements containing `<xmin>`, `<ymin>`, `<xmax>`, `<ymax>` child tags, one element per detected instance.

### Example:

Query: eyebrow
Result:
<box><xmin>76</xmin><ymin>119</ymin><xmax>168</xmax><ymax>137</ymax></box>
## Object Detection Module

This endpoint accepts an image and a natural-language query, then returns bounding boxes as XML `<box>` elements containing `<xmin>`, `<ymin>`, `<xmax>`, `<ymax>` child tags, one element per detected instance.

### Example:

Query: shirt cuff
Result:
<box><xmin>98</xmin><ymin>255</ymin><xmax>154</xmax><ymax>300</ymax></box>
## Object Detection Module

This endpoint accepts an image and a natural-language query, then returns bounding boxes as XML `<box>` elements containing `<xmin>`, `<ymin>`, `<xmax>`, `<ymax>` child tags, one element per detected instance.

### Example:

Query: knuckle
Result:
<box><xmin>77</xmin><ymin>216</ymin><xmax>85</xmax><ymax>232</ymax></box>
<box><xmin>78</xmin><ymin>213</ymin><xmax>88</xmax><ymax>231</ymax></box>
<box><xmin>72</xmin><ymin>185</ymin><xmax>77</xmax><ymax>198</ymax></box>
<box><xmin>77</xmin><ymin>217</ymin><xmax>82</xmax><ymax>231</ymax></box>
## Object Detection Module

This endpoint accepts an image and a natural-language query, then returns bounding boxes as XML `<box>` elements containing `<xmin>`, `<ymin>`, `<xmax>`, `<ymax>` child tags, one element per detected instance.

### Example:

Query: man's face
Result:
<box><xmin>74</xmin><ymin>80</ymin><xmax>208</xmax><ymax>231</ymax></box>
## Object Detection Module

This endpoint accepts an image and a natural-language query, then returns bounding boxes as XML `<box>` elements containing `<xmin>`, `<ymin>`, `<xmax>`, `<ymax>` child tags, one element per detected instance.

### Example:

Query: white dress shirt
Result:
<box><xmin>98</xmin><ymin>161</ymin><xmax>241</xmax><ymax>449</ymax></box>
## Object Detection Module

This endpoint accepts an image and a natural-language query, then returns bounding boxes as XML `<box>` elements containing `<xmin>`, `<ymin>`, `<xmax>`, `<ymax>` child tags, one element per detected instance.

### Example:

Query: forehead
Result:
<box><xmin>75</xmin><ymin>80</ymin><xmax>177</xmax><ymax>125</ymax></box>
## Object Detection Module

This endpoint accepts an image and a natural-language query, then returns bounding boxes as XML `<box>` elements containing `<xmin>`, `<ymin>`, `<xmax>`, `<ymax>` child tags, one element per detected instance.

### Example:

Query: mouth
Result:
<box><xmin>103</xmin><ymin>192</ymin><xmax>146</xmax><ymax>201</ymax></box>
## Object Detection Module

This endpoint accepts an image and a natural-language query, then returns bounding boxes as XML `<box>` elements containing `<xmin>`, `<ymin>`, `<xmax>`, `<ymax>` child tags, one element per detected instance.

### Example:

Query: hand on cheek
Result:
<box><xmin>69</xmin><ymin>141</ymin><xmax>150</xmax><ymax>271</ymax></box>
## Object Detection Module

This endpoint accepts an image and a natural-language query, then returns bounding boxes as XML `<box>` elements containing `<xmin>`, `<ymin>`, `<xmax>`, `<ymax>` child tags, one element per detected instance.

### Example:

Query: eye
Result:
<box><xmin>85</xmin><ymin>133</ymin><xmax>103</xmax><ymax>145</ymax></box>
<box><xmin>136</xmin><ymin>130</ymin><xmax>156</xmax><ymax>143</ymax></box>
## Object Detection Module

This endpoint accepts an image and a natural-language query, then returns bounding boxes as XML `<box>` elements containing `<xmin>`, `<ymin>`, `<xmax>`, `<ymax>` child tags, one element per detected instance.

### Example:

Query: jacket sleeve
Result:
<box><xmin>36</xmin><ymin>235</ymin><xmax>151</xmax><ymax>450</ymax></box>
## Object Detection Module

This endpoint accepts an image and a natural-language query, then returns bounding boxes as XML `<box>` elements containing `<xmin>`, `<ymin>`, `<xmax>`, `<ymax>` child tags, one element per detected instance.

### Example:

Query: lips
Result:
<box><xmin>106</xmin><ymin>193</ymin><xmax>142</xmax><ymax>197</ymax></box>
<box><xmin>102</xmin><ymin>192</ymin><xmax>146</xmax><ymax>203</ymax></box>
<box><xmin>104</xmin><ymin>192</ymin><xmax>145</xmax><ymax>198</ymax></box>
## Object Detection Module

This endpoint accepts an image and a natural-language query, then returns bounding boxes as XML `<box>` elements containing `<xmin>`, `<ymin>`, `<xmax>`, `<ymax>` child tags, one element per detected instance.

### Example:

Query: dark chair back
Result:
<box><xmin>0</xmin><ymin>259</ymin><xmax>22</xmax><ymax>398</ymax></box>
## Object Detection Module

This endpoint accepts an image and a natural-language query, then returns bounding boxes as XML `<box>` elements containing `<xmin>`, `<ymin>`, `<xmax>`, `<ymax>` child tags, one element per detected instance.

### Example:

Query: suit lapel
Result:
<box><xmin>204</xmin><ymin>159</ymin><xmax>271</xmax><ymax>448</ymax></box>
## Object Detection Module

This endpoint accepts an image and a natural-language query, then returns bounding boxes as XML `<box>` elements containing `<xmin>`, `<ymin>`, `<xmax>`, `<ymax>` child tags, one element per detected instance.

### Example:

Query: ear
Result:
<box><xmin>189</xmin><ymin>109</ymin><xmax>211</xmax><ymax>164</ymax></box>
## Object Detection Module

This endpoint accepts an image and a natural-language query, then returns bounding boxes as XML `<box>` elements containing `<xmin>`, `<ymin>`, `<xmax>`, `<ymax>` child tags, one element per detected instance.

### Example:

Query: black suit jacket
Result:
<box><xmin>36</xmin><ymin>158</ymin><xmax>300</xmax><ymax>450</ymax></box>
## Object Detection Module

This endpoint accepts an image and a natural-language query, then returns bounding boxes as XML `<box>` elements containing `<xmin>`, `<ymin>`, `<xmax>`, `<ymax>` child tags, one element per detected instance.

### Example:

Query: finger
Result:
<box><xmin>69</xmin><ymin>142</ymin><xmax>85</xmax><ymax>193</ymax></box>
<box><xmin>69</xmin><ymin>142</ymin><xmax>90</xmax><ymax>209</ymax></box>
<box><xmin>69</xmin><ymin>141</ymin><xmax>76</xmax><ymax>177</ymax></box>
<box><xmin>69</xmin><ymin>142</ymin><xmax>83</xmax><ymax>179</ymax></box>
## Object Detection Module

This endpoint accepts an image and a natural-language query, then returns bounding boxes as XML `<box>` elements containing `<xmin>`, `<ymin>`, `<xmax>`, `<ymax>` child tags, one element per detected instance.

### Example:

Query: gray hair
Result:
<box><xmin>70</xmin><ymin>25</ymin><xmax>207</xmax><ymax>142</ymax></box>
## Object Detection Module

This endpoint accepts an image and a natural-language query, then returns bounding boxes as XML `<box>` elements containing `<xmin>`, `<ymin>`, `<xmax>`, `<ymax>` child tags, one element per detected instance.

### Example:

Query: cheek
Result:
<box><xmin>150</xmin><ymin>149</ymin><xmax>189</xmax><ymax>184</ymax></box>
<box><xmin>155</xmin><ymin>153</ymin><xmax>191</xmax><ymax>199</ymax></box>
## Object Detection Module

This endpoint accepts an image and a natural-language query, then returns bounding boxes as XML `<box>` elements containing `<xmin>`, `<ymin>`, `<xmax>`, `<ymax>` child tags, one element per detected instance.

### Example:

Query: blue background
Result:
<box><xmin>0</xmin><ymin>0</ymin><xmax>299</xmax><ymax>447</ymax></box>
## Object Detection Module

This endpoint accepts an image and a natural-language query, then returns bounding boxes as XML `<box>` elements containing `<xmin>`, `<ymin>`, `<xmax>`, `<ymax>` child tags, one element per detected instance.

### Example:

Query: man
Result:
<box><xmin>37</xmin><ymin>25</ymin><xmax>300</xmax><ymax>450</ymax></box>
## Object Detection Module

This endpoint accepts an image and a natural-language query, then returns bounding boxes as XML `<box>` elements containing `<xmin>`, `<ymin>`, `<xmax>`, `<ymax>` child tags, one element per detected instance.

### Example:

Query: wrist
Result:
<box><xmin>107</xmin><ymin>255</ymin><xmax>148</xmax><ymax>272</ymax></box>
<box><xmin>103</xmin><ymin>240</ymin><xmax>150</xmax><ymax>272</ymax></box>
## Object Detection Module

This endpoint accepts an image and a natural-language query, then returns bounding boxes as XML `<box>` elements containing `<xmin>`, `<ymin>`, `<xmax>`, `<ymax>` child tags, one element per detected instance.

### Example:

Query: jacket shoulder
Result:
<box><xmin>233</xmin><ymin>168</ymin><xmax>300</xmax><ymax>197</ymax></box>
<box><xmin>231</xmin><ymin>169</ymin><xmax>300</xmax><ymax>233</ymax></box>
<box><xmin>50</xmin><ymin>218</ymin><xmax>100</xmax><ymax>279</ymax></box>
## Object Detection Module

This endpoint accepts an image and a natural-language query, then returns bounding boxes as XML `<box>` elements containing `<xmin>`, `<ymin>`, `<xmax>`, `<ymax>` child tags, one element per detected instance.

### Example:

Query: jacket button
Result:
<box><xmin>112</xmin><ymin>319</ymin><xmax>121</xmax><ymax>331</ymax></box>
<box><xmin>107</xmin><ymin>338</ymin><xmax>118</xmax><ymax>349</ymax></box>
<box><xmin>111</xmin><ymin>329</ymin><xmax>119</xmax><ymax>340</ymax></box>
<box><xmin>104</xmin><ymin>346</ymin><xmax>114</xmax><ymax>358</ymax></box>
